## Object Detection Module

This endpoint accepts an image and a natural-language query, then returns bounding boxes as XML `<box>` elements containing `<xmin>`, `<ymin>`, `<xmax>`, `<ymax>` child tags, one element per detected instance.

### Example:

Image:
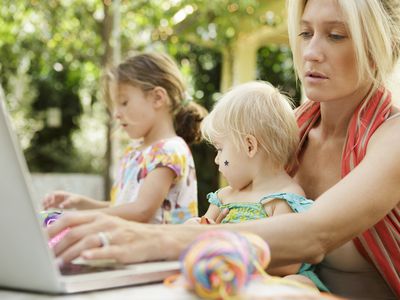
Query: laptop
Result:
<box><xmin>0</xmin><ymin>99</ymin><xmax>180</xmax><ymax>294</ymax></box>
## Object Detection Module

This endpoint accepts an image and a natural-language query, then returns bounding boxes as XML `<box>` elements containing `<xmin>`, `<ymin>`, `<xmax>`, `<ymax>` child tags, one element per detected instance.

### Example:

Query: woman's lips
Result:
<box><xmin>305</xmin><ymin>71</ymin><xmax>329</xmax><ymax>83</ymax></box>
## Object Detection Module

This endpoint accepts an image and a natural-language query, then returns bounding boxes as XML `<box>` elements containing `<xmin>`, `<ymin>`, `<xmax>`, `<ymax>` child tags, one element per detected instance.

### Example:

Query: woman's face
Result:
<box><xmin>299</xmin><ymin>0</ymin><xmax>371</xmax><ymax>103</ymax></box>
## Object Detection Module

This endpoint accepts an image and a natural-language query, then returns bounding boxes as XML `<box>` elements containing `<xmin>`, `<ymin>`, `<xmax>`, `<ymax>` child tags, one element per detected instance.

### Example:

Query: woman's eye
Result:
<box><xmin>298</xmin><ymin>31</ymin><xmax>312</xmax><ymax>39</ymax></box>
<box><xmin>122</xmin><ymin>101</ymin><xmax>128</xmax><ymax>106</ymax></box>
<box><xmin>329</xmin><ymin>33</ymin><xmax>345</xmax><ymax>41</ymax></box>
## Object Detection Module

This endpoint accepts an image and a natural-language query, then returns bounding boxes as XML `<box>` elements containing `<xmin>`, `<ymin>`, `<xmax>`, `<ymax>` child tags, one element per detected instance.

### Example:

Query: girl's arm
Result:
<box><xmin>99</xmin><ymin>167</ymin><xmax>175</xmax><ymax>222</ymax></box>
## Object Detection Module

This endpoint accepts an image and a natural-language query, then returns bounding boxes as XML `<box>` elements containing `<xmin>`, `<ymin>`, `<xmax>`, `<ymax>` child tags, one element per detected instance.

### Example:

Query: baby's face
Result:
<box><xmin>213</xmin><ymin>137</ymin><xmax>253</xmax><ymax>190</ymax></box>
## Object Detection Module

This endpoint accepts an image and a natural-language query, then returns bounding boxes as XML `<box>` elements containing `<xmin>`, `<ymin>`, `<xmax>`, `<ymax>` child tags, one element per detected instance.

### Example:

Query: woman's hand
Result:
<box><xmin>42</xmin><ymin>191</ymin><xmax>108</xmax><ymax>210</ymax></box>
<box><xmin>47</xmin><ymin>211</ymin><xmax>170</xmax><ymax>265</ymax></box>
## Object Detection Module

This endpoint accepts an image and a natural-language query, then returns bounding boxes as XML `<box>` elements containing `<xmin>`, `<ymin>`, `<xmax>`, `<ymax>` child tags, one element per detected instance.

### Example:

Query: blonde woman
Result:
<box><xmin>48</xmin><ymin>0</ymin><xmax>400</xmax><ymax>298</ymax></box>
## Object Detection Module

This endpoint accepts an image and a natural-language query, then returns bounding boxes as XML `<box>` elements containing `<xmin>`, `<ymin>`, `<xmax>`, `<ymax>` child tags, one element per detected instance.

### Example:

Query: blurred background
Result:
<box><xmin>1</xmin><ymin>0</ymin><xmax>399</xmax><ymax>215</ymax></box>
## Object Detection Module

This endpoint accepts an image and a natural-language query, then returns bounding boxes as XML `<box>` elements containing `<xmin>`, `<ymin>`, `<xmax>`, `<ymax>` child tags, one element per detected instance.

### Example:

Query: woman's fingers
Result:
<box><xmin>49</xmin><ymin>212</ymin><xmax>129</xmax><ymax>263</ymax></box>
<box><xmin>81</xmin><ymin>225</ymin><xmax>156</xmax><ymax>264</ymax></box>
<box><xmin>47</xmin><ymin>211</ymin><xmax>96</xmax><ymax>239</ymax></box>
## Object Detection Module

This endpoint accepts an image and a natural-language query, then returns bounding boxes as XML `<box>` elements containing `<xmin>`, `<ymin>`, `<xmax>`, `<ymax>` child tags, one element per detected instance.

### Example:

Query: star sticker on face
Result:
<box><xmin>224</xmin><ymin>160</ymin><xmax>229</xmax><ymax>166</ymax></box>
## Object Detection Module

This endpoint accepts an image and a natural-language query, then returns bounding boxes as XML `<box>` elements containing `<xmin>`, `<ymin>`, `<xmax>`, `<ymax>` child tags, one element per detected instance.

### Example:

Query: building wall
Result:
<box><xmin>31</xmin><ymin>173</ymin><xmax>105</xmax><ymax>208</ymax></box>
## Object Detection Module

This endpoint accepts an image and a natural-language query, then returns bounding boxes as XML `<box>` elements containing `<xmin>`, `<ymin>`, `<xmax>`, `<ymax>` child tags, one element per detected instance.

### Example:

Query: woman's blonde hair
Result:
<box><xmin>107</xmin><ymin>52</ymin><xmax>207</xmax><ymax>144</ymax></box>
<box><xmin>287</xmin><ymin>0</ymin><xmax>400</xmax><ymax>92</ymax></box>
<box><xmin>201</xmin><ymin>81</ymin><xmax>299</xmax><ymax>169</ymax></box>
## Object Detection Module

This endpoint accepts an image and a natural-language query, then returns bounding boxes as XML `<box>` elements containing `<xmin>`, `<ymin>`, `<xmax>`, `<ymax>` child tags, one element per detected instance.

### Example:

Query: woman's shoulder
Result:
<box><xmin>369</xmin><ymin>109</ymin><xmax>400</xmax><ymax>148</ymax></box>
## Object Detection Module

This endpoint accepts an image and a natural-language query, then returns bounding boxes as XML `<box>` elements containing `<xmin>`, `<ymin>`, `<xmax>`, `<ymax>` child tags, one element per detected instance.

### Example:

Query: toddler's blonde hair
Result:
<box><xmin>201</xmin><ymin>81</ymin><xmax>299</xmax><ymax>169</ymax></box>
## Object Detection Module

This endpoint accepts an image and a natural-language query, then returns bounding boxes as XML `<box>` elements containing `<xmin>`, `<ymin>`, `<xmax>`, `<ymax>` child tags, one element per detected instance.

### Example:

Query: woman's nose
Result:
<box><xmin>302</xmin><ymin>35</ymin><xmax>324</xmax><ymax>62</ymax></box>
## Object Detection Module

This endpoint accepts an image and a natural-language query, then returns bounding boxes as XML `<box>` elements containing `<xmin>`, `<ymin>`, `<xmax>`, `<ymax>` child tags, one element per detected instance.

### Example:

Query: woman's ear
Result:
<box><xmin>151</xmin><ymin>86</ymin><xmax>168</xmax><ymax>108</ymax></box>
<box><xmin>245</xmin><ymin>134</ymin><xmax>258</xmax><ymax>158</ymax></box>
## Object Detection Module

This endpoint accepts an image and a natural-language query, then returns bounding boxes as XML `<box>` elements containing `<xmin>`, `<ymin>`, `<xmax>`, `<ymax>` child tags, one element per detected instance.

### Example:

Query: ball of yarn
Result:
<box><xmin>180</xmin><ymin>230</ymin><xmax>270</xmax><ymax>299</ymax></box>
<box><xmin>39</xmin><ymin>210</ymin><xmax>69</xmax><ymax>248</ymax></box>
<box><xmin>39</xmin><ymin>210</ymin><xmax>62</xmax><ymax>227</ymax></box>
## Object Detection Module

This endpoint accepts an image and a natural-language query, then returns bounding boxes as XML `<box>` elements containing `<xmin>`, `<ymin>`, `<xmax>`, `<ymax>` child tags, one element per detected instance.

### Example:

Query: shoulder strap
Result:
<box><xmin>259</xmin><ymin>193</ymin><xmax>313</xmax><ymax>213</ymax></box>
<box><xmin>207</xmin><ymin>190</ymin><xmax>222</xmax><ymax>207</ymax></box>
<box><xmin>386</xmin><ymin>112</ymin><xmax>400</xmax><ymax>121</ymax></box>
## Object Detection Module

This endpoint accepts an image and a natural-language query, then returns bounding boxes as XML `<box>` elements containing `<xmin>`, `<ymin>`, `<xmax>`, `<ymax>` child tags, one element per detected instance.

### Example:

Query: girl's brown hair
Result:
<box><xmin>109</xmin><ymin>52</ymin><xmax>207</xmax><ymax>144</ymax></box>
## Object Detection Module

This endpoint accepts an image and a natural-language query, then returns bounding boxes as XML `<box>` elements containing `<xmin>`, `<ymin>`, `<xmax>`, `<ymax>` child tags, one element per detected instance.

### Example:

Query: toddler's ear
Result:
<box><xmin>151</xmin><ymin>86</ymin><xmax>168</xmax><ymax>108</ymax></box>
<box><xmin>245</xmin><ymin>134</ymin><xmax>258</xmax><ymax>158</ymax></box>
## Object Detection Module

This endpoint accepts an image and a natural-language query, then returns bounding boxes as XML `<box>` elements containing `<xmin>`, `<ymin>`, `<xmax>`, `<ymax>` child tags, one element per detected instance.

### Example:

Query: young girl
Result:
<box><xmin>42</xmin><ymin>52</ymin><xmax>207</xmax><ymax>224</ymax></box>
<box><xmin>188</xmin><ymin>81</ymin><xmax>327</xmax><ymax>291</ymax></box>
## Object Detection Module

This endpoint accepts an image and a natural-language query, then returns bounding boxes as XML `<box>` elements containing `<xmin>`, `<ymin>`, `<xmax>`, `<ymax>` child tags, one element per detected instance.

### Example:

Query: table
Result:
<box><xmin>0</xmin><ymin>283</ymin><xmax>196</xmax><ymax>300</ymax></box>
<box><xmin>0</xmin><ymin>281</ymin><xmax>341</xmax><ymax>299</ymax></box>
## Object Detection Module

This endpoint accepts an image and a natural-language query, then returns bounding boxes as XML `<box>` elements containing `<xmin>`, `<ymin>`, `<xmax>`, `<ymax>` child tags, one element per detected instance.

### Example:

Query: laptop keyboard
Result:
<box><xmin>60</xmin><ymin>260</ymin><xmax>125</xmax><ymax>276</ymax></box>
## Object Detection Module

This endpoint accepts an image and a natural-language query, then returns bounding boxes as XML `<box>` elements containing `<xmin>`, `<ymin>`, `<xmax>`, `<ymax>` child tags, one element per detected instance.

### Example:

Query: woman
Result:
<box><xmin>48</xmin><ymin>0</ymin><xmax>400</xmax><ymax>298</ymax></box>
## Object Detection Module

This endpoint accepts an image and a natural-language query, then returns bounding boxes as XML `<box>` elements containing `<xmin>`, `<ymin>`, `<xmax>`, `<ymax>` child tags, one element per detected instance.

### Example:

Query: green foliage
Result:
<box><xmin>0</xmin><ymin>0</ymin><xmax>106</xmax><ymax>174</ymax></box>
<box><xmin>257</xmin><ymin>45</ymin><xmax>301</xmax><ymax>106</ymax></box>
<box><xmin>1</xmin><ymin>0</ymin><xmax>297</xmax><ymax>214</ymax></box>
<box><xmin>173</xmin><ymin>45</ymin><xmax>222</xmax><ymax>215</ymax></box>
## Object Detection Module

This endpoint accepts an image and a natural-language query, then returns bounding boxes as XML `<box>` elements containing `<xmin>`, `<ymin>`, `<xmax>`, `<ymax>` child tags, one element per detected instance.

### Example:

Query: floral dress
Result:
<box><xmin>111</xmin><ymin>136</ymin><xmax>198</xmax><ymax>224</ymax></box>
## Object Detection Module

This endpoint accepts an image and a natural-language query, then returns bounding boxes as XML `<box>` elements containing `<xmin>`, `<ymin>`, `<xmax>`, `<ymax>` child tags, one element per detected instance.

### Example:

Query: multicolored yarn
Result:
<box><xmin>39</xmin><ymin>210</ymin><xmax>69</xmax><ymax>248</ymax></box>
<box><xmin>39</xmin><ymin>210</ymin><xmax>62</xmax><ymax>227</ymax></box>
<box><xmin>179</xmin><ymin>230</ymin><xmax>270</xmax><ymax>299</ymax></box>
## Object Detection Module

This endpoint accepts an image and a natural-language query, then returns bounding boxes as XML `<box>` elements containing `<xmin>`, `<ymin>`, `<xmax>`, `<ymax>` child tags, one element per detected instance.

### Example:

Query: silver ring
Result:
<box><xmin>98</xmin><ymin>231</ymin><xmax>110</xmax><ymax>247</ymax></box>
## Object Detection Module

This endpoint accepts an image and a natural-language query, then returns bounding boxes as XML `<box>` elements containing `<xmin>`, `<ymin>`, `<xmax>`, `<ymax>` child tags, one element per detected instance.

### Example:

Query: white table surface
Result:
<box><xmin>0</xmin><ymin>283</ymin><xmax>197</xmax><ymax>300</ymax></box>
<box><xmin>0</xmin><ymin>281</ymin><xmax>338</xmax><ymax>300</ymax></box>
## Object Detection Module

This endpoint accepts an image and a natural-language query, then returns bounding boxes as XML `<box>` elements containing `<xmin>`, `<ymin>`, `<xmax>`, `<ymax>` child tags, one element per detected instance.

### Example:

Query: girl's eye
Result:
<box><xmin>298</xmin><ymin>31</ymin><xmax>312</xmax><ymax>39</ymax></box>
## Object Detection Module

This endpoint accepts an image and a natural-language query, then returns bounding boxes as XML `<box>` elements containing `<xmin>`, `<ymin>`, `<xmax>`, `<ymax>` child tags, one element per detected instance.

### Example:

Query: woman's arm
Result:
<box><xmin>99</xmin><ymin>167</ymin><xmax>175</xmax><ymax>222</ymax></box>
<box><xmin>235</xmin><ymin>117</ymin><xmax>400</xmax><ymax>267</ymax></box>
<box><xmin>264</xmin><ymin>199</ymin><xmax>302</xmax><ymax>275</ymax></box>
<box><xmin>48</xmin><ymin>119</ymin><xmax>400</xmax><ymax>266</ymax></box>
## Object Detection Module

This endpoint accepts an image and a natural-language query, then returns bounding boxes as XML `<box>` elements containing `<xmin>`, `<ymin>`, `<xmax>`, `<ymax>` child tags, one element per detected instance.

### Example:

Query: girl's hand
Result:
<box><xmin>42</xmin><ymin>191</ymin><xmax>108</xmax><ymax>210</ymax></box>
<box><xmin>47</xmin><ymin>211</ymin><xmax>169</xmax><ymax>264</ymax></box>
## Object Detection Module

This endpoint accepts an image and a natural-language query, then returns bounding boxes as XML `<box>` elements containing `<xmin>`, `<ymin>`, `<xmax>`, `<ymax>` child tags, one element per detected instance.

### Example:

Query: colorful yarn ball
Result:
<box><xmin>180</xmin><ymin>230</ymin><xmax>270</xmax><ymax>299</ymax></box>
<box><xmin>39</xmin><ymin>210</ymin><xmax>63</xmax><ymax>227</ymax></box>
<box><xmin>39</xmin><ymin>210</ymin><xmax>68</xmax><ymax>248</ymax></box>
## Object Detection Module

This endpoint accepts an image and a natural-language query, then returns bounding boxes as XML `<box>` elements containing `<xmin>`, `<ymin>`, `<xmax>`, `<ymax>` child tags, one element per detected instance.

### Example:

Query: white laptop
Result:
<box><xmin>0</xmin><ymin>99</ymin><xmax>180</xmax><ymax>294</ymax></box>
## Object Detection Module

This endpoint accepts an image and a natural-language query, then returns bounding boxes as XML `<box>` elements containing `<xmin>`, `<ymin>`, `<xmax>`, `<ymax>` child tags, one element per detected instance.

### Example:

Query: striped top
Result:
<box><xmin>293</xmin><ymin>87</ymin><xmax>400</xmax><ymax>297</ymax></box>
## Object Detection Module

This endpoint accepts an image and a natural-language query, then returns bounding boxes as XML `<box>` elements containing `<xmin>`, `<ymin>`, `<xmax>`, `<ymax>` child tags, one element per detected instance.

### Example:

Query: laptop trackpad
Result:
<box><xmin>60</xmin><ymin>258</ymin><xmax>124</xmax><ymax>275</ymax></box>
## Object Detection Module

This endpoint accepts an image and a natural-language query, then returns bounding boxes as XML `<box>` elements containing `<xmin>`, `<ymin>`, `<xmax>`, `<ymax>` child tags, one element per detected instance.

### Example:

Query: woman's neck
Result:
<box><xmin>318</xmin><ymin>84</ymin><xmax>372</xmax><ymax>139</ymax></box>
